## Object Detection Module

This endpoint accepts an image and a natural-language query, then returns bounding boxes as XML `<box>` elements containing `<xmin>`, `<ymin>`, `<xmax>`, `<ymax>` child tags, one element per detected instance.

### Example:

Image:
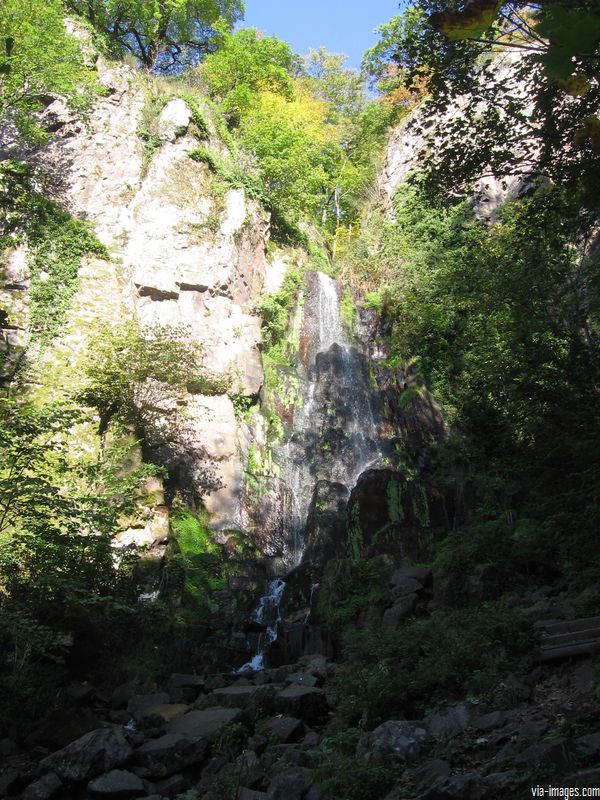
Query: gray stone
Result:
<box><xmin>154</xmin><ymin>772</ymin><xmax>189</xmax><ymax>797</ymax></box>
<box><xmin>238</xmin><ymin>790</ymin><xmax>268</xmax><ymax>800</ymax></box>
<box><xmin>409</xmin><ymin>760</ymin><xmax>451</xmax><ymax>791</ymax></box>
<box><xmin>87</xmin><ymin>769</ymin><xmax>145</xmax><ymax>797</ymax></box>
<box><xmin>285</xmin><ymin>672</ymin><xmax>318</xmax><ymax>688</ymax></box>
<box><xmin>167</xmin><ymin>707</ymin><xmax>241</xmax><ymax>740</ymax></box>
<box><xmin>390</xmin><ymin>566</ymin><xmax>433</xmax><ymax>587</ymax></box>
<box><xmin>40</xmin><ymin>728</ymin><xmax>133</xmax><ymax>782</ymax></box>
<box><xmin>357</xmin><ymin>720</ymin><xmax>428</xmax><ymax>766</ymax></box>
<box><xmin>275</xmin><ymin>686</ymin><xmax>327</xmax><ymax>722</ymax></box>
<box><xmin>127</xmin><ymin>694</ymin><xmax>170</xmax><ymax>715</ymax></box>
<box><xmin>472</xmin><ymin>710</ymin><xmax>505</xmax><ymax>732</ymax></box>
<box><xmin>382</xmin><ymin>594</ymin><xmax>418</xmax><ymax>627</ymax></box>
<box><xmin>267</xmin><ymin>767</ymin><xmax>313</xmax><ymax>800</ymax></box>
<box><xmin>168</xmin><ymin>673</ymin><xmax>204</xmax><ymax>690</ymax></box>
<box><xmin>210</xmin><ymin>685</ymin><xmax>257</xmax><ymax>708</ymax></box>
<box><xmin>420</xmin><ymin>772</ymin><xmax>482</xmax><ymax>799</ymax></box>
<box><xmin>21</xmin><ymin>773</ymin><xmax>62</xmax><ymax>800</ymax></box>
<box><xmin>426</xmin><ymin>703</ymin><xmax>473</xmax><ymax>740</ymax></box>
<box><xmin>131</xmin><ymin>733</ymin><xmax>208</xmax><ymax>779</ymax></box>
<box><xmin>390</xmin><ymin>576</ymin><xmax>423</xmax><ymax>597</ymax></box>
<box><xmin>514</xmin><ymin>738</ymin><xmax>574</xmax><ymax>770</ymax></box>
<box><xmin>258</xmin><ymin>717</ymin><xmax>304</xmax><ymax>745</ymax></box>
<box><xmin>157</xmin><ymin>98</ymin><xmax>192</xmax><ymax>142</ymax></box>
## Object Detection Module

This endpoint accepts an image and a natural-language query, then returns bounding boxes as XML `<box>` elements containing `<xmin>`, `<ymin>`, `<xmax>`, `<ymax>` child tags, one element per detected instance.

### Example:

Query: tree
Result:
<box><xmin>302</xmin><ymin>47</ymin><xmax>366</xmax><ymax>122</ymax></box>
<box><xmin>201</xmin><ymin>27</ymin><xmax>294</xmax><ymax>121</ymax></box>
<box><xmin>66</xmin><ymin>0</ymin><xmax>244</xmax><ymax>71</ymax></box>
<box><xmin>0</xmin><ymin>0</ymin><xmax>97</xmax><ymax>140</ymax></box>
<box><xmin>363</xmin><ymin>2</ymin><xmax>600</xmax><ymax>203</ymax></box>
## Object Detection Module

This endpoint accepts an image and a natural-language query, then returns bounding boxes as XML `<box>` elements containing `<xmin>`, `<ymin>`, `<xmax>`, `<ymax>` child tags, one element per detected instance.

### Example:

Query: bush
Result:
<box><xmin>327</xmin><ymin>602</ymin><xmax>534</xmax><ymax>726</ymax></box>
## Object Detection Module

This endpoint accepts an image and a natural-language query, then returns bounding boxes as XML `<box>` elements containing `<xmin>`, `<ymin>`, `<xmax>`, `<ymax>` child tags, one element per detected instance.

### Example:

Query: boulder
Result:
<box><xmin>87</xmin><ymin>769</ymin><xmax>145</xmax><ymax>797</ymax></box>
<box><xmin>382</xmin><ymin>594</ymin><xmax>418</xmax><ymax>627</ymax></box>
<box><xmin>420</xmin><ymin>772</ymin><xmax>481</xmax><ymax>799</ymax></box>
<box><xmin>40</xmin><ymin>728</ymin><xmax>133</xmax><ymax>783</ymax></box>
<box><xmin>21</xmin><ymin>773</ymin><xmax>62</xmax><ymax>800</ymax></box>
<box><xmin>127</xmin><ymin>694</ymin><xmax>170</xmax><ymax>716</ymax></box>
<box><xmin>133</xmin><ymin>703</ymin><xmax>188</xmax><ymax>726</ymax></box>
<box><xmin>275</xmin><ymin>686</ymin><xmax>328</xmax><ymax>722</ymax></box>
<box><xmin>357</xmin><ymin>720</ymin><xmax>428</xmax><ymax>765</ymax></box>
<box><xmin>210</xmin><ymin>685</ymin><xmax>257</xmax><ymax>709</ymax></box>
<box><xmin>258</xmin><ymin>717</ymin><xmax>304</xmax><ymax>745</ymax></box>
<box><xmin>131</xmin><ymin>733</ymin><xmax>208</xmax><ymax>779</ymax></box>
<box><xmin>267</xmin><ymin>767</ymin><xmax>313</xmax><ymax>800</ymax></box>
<box><xmin>390</xmin><ymin>567</ymin><xmax>433</xmax><ymax>588</ymax></box>
<box><xmin>426</xmin><ymin>704</ymin><xmax>473</xmax><ymax>740</ymax></box>
<box><xmin>167</xmin><ymin>707</ymin><xmax>241</xmax><ymax>740</ymax></box>
<box><xmin>157</xmin><ymin>99</ymin><xmax>192</xmax><ymax>142</ymax></box>
<box><xmin>409</xmin><ymin>760</ymin><xmax>451</xmax><ymax>792</ymax></box>
<box><xmin>390</xmin><ymin>576</ymin><xmax>423</xmax><ymax>598</ymax></box>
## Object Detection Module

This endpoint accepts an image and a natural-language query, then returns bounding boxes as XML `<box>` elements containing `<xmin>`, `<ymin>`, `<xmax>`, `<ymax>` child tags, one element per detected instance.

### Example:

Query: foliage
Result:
<box><xmin>312</xmin><ymin>727</ymin><xmax>400</xmax><ymax>800</ymax></box>
<box><xmin>327</xmin><ymin>601</ymin><xmax>534</xmax><ymax>725</ymax></box>
<box><xmin>255</xmin><ymin>267</ymin><xmax>303</xmax><ymax>349</ymax></box>
<box><xmin>81</xmin><ymin>319</ymin><xmax>211</xmax><ymax>433</ymax></box>
<box><xmin>0</xmin><ymin>0</ymin><xmax>98</xmax><ymax>141</ymax></box>
<box><xmin>363</xmin><ymin>2</ymin><xmax>600</xmax><ymax>202</ymax></box>
<box><xmin>0</xmin><ymin>161</ymin><xmax>109</xmax><ymax>343</ymax></box>
<box><xmin>170</xmin><ymin>506</ymin><xmax>227</xmax><ymax>614</ymax></box>
<box><xmin>0</xmin><ymin>398</ymin><xmax>153</xmax><ymax>719</ymax></box>
<box><xmin>316</xmin><ymin>558</ymin><xmax>388</xmax><ymax>629</ymax></box>
<box><xmin>201</xmin><ymin>27</ymin><xmax>294</xmax><ymax>122</ymax></box>
<box><xmin>66</xmin><ymin>0</ymin><xmax>244</xmax><ymax>71</ymax></box>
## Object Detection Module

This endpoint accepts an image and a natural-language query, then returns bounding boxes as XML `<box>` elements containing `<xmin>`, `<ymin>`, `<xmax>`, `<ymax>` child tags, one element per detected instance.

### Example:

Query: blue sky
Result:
<box><xmin>240</xmin><ymin>1</ymin><xmax>403</xmax><ymax>70</ymax></box>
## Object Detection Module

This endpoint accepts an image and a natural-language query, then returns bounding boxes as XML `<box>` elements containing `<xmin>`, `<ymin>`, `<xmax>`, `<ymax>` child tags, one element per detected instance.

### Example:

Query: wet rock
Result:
<box><xmin>40</xmin><ymin>728</ymin><xmax>133</xmax><ymax>783</ymax></box>
<box><xmin>87</xmin><ymin>769</ymin><xmax>145</xmax><ymax>797</ymax></box>
<box><xmin>357</xmin><ymin>720</ymin><xmax>428</xmax><ymax>765</ymax></box>
<box><xmin>472</xmin><ymin>710</ymin><xmax>505</xmax><ymax>732</ymax></box>
<box><xmin>238</xmin><ymin>790</ymin><xmax>268</xmax><ymax>800</ymax></box>
<box><xmin>285</xmin><ymin>672</ymin><xmax>318</xmax><ymax>688</ymax></box>
<box><xmin>133</xmin><ymin>703</ymin><xmax>188</xmax><ymax>726</ymax></box>
<box><xmin>514</xmin><ymin>738</ymin><xmax>574</xmax><ymax>770</ymax></box>
<box><xmin>210</xmin><ymin>685</ymin><xmax>257</xmax><ymax>708</ymax></box>
<box><xmin>131</xmin><ymin>733</ymin><xmax>208</xmax><ymax>779</ymax></box>
<box><xmin>575</xmin><ymin>731</ymin><xmax>600</xmax><ymax>760</ymax></box>
<box><xmin>21</xmin><ymin>773</ymin><xmax>62</xmax><ymax>800</ymax></box>
<box><xmin>302</xmin><ymin>481</ymin><xmax>349</xmax><ymax>569</ymax></box>
<box><xmin>390</xmin><ymin>577</ymin><xmax>423</xmax><ymax>598</ymax></box>
<box><xmin>481</xmin><ymin>771</ymin><xmax>521</xmax><ymax>791</ymax></box>
<box><xmin>267</xmin><ymin>767</ymin><xmax>313</xmax><ymax>800</ymax></box>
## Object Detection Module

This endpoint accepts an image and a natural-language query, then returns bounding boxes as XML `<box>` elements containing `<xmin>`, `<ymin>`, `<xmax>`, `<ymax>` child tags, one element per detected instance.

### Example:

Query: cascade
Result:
<box><xmin>278</xmin><ymin>270</ymin><xmax>383</xmax><ymax>565</ymax></box>
<box><xmin>240</xmin><ymin>272</ymin><xmax>384</xmax><ymax>670</ymax></box>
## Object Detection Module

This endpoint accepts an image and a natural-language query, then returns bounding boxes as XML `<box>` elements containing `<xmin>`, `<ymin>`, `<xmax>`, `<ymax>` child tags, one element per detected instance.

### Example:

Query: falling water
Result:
<box><xmin>237</xmin><ymin>578</ymin><xmax>286</xmax><ymax>673</ymax></box>
<box><xmin>280</xmin><ymin>271</ymin><xmax>383</xmax><ymax>565</ymax></box>
<box><xmin>241</xmin><ymin>272</ymin><xmax>384</xmax><ymax>669</ymax></box>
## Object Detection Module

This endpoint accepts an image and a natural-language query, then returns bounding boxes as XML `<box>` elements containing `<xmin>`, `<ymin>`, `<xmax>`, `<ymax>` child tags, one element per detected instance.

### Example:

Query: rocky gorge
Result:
<box><xmin>2</xmin><ymin>6</ymin><xmax>600</xmax><ymax>800</ymax></box>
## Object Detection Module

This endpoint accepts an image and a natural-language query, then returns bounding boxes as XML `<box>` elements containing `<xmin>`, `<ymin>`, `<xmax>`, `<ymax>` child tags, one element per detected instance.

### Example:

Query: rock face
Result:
<box><xmin>357</xmin><ymin>720</ymin><xmax>428</xmax><ymax>765</ymax></box>
<box><xmin>379</xmin><ymin>51</ymin><xmax>534</xmax><ymax>220</ymax></box>
<box><xmin>0</xmin><ymin>57</ymin><xmax>279</xmax><ymax>537</ymax></box>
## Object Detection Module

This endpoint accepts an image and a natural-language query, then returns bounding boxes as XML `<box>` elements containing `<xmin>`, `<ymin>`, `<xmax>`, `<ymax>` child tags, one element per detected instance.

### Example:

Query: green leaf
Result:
<box><xmin>430</xmin><ymin>0</ymin><xmax>501</xmax><ymax>42</ymax></box>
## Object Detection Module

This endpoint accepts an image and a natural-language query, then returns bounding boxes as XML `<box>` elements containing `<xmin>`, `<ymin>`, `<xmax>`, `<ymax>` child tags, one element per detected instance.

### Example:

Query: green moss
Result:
<box><xmin>340</xmin><ymin>287</ymin><xmax>357</xmax><ymax>334</ymax></box>
<box><xmin>0</xmin><ymin>161</ymin><xmax>109</xmax><ymax>345</ymax></box>
<box><xmin>386</xmin><ymin>476</ymin><xmax>404</xmax><ymax>523</ymax></box>
<box><xmin>170</xmin><ymin>507</ymin><xmax>227</xmax><ymax>612</ymax></box>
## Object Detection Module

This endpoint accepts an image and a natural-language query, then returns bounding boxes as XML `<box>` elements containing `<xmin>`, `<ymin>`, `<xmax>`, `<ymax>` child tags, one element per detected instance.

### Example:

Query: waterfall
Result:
<box><xmin>236</xmin><ymin>578</ymin><xmax>286</xmax><ymax>673</ymax></box>
<box><xmin>279</xmin><ymin>271</ymin><xmax>383</xmax><ymax>566</ymax></box>
<box><xmin>239</xmin><ymin>271</ymin><xmax>384</xmax><ymax>671</ymax></box>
